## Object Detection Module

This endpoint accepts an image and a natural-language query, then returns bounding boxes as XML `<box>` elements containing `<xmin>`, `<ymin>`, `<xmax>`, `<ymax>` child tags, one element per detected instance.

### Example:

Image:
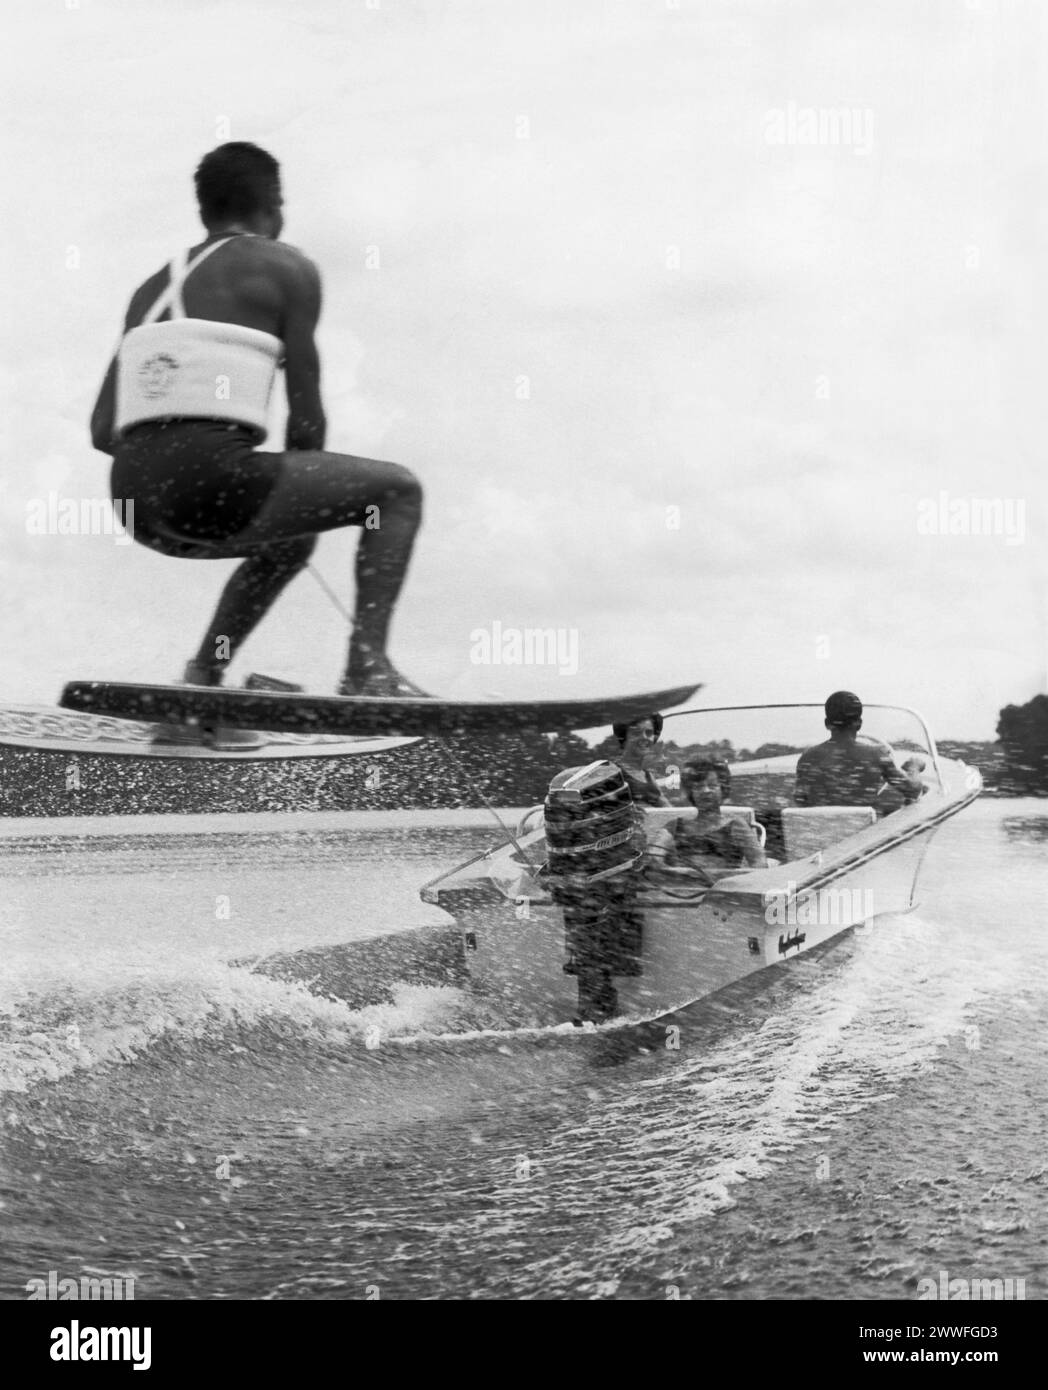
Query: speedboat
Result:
<box><xmin>420</xmin><ymin>703</ymin><xmax>982</xmax><ymax>1026</ymax></box>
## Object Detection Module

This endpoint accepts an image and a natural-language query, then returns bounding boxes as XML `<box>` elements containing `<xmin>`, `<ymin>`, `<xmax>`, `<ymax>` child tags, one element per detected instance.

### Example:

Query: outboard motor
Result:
<box><xmin>543</xmin><ymin>761</ymin><xmax>646</xmax><ymax>1022</ymax></box>
<box><xmin>543</xmin><ymin>760</ymin><xmax>644</xmax><ymax>893</ymax></box>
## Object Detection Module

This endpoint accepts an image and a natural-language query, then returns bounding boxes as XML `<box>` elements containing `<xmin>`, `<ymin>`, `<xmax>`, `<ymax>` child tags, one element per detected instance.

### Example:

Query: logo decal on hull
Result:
<box><xmin>777</xmin><ymin>928</ymin><xmax>806</xmax><ymax>955</ymax></box>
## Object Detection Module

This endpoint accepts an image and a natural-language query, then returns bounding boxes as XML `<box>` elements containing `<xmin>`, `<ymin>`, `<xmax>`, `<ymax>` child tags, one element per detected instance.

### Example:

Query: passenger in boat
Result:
<box><xmin>794</xmin><ymin>692</ymin><xmax>925</xmax><ymax>812</ymax></box>
<box><xmin>647</xmin><ymin>757</ymin><xmax>766</xmax><ymax>884</ymax></box>
<box><xmin>612</xmin><ymin>714</ymin><xmax>672</xmax><ymax>807</ymax></box>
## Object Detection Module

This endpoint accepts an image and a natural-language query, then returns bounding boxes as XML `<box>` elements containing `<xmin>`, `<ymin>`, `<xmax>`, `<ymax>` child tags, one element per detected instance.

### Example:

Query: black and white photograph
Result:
<box><xmin>1</xmin><ymin>0</ymin><xmax>1044</xmax><ymax>1349</ymax></box>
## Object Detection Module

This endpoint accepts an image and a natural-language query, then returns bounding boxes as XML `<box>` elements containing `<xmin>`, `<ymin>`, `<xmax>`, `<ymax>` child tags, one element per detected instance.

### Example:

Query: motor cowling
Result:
<box><xmin>543</xmin><ymin>761</ymin><xmax>644</xmax><ymax>894</ymax></box>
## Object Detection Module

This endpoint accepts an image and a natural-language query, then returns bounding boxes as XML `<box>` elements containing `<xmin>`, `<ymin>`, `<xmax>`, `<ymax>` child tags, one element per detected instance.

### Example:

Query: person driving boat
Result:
<box><xmin>794</xmin><ymin>691</ymin><xmax>925</xmax><ymax>814</ymax></box>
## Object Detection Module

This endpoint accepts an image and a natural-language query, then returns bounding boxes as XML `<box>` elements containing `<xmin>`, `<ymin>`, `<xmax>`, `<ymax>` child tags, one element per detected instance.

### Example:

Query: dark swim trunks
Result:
<box><xmin>110</xmin><ymin>419</ymin><xmax>283</xmax><ymax>558</ymax></box>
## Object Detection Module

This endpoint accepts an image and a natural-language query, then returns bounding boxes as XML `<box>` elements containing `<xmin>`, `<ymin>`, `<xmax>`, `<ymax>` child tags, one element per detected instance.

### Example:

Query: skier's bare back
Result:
<box><xmin>89</xmin><ymin>141</ymin><xmax>424</xmax><ymax>697</ymax></box>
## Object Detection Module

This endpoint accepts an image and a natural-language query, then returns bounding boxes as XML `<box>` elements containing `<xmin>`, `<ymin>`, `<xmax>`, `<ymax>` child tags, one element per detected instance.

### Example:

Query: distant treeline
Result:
<box><xmin>590</xmin><ymin>735</ymin><xmax>803</xmax><ymax>765</ymax></box>
<box><xmin>589</xmin><ymin>733</ymin><xmax>1024</xmax><ymax>798</ymax></box>
<box><xmin>434</xmin><ymin>727</ymin><xmax>1034</xmax><ymax>800</ymax></box>
<box><xmin>2</xmin><ymin>699</ymin><xmax>1043</xmax><ymax>817</ymax></box>
<box><xmin>917</xmin><ymin>695</ymin><xmax>1048</xmax><ymax>795</ymax></box>
<box><xmin>994</xmin><ymin>694</ymin><xmax>1048</xmax><ymax>795</ymax></box>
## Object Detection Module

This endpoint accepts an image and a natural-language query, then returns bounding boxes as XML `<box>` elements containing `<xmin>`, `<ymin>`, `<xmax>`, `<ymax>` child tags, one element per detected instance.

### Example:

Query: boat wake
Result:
<box><xmin>0</xmin><ymin>885</ymin><xmax>1034</xmax><ymax>1299</ymax></box>
<box><xmin>2</xmin><ymin>879</ymin><xmax>1011</xmax><ymax>1098</ymax></box>
<box><xmin>449</xmin><ymin>908</ymin><xmax>1015</xmax><ymax>1296</ymax></box>
<box><xmin>0</xmin><ymin>967</ymin><xmax>475</xmax><ymax>1099</ymax></box>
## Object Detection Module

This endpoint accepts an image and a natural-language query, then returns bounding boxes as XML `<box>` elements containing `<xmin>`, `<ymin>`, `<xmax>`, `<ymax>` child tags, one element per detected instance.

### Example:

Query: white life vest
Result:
<box><xmin>114</xmin><ymin>238</ymin><xmax>282</xmax><ymax>441</ymax></box>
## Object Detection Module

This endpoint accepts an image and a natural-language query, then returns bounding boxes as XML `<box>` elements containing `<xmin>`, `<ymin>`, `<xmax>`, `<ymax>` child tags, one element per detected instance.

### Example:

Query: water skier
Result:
<box><xmin>91</xmin><ymin>142</ymin><xmax>425</xmax><ymax>700</ymax></box>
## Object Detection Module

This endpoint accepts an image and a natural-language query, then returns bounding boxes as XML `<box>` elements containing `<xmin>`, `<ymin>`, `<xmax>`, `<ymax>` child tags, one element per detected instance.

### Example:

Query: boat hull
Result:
<box><xmin>425</xmin><ymin>770</ymin><xmax>978</xmax><ymax>1026</ymax></box>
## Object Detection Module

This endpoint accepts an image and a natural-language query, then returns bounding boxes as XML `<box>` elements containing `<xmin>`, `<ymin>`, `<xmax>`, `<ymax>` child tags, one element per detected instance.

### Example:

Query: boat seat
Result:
<box><xmin>780</xmin><ymin>806</ymin><xmax>877</xmax><ymax>860</ymax></box>
<box><xmin>642</xmin><ymin>805</ymin><xmax>766</xmax><ymax>849</ymax></box>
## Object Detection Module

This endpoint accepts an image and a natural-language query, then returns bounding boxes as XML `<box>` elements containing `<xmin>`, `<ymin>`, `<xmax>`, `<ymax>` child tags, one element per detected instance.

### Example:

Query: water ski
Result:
<box><xmin>58</xmin><ymin>680</ymin><xmax>702</xmax><ymax>739</ymax></box>
<box><xmin>0</xmin><ymin>704</ymin><xmax>416</xmax><ymax>761</ymax></box>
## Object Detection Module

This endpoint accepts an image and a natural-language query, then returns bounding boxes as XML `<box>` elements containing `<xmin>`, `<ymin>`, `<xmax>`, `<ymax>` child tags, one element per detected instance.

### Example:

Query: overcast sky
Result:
<box><xmin>1</xmin><ymin>0</ymin><xmax>1044</xmax><ymax>738</ymax></box>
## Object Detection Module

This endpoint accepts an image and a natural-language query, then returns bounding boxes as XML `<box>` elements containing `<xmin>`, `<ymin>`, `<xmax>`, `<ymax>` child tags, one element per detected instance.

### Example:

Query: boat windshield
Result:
<box><xmin>655</xmin><ymin>702</ymin><xmax>941</xmax><ymax>798</ymax></box>
<box><xmin>486</xmin><ymin>702</ymin><xmax>942</xmax><ymax>870</ymax></box>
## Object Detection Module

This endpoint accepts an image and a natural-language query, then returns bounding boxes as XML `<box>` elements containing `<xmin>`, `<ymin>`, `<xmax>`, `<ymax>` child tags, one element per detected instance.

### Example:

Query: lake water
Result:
<box><xmin>1</xmin><ymin>798</ymin><xmax>1044</xmax><ymax>1301</ymax></box>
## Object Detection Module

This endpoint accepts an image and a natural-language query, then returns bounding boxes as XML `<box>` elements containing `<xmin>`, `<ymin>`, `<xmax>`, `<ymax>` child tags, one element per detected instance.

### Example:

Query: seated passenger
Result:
<box><xmin>648</xmin><ymin>757</ymin><xmax>767</xmax><ymax>884</ymax></box>
<box><xmin>794</xmin><ymin>691</ymin><xmax>924</xmax><ymax>812</ymax></box>
<box><xmin>612</xmin><ymin>713</ymin><xmax>672</xmax><ymax>807</ymax></box>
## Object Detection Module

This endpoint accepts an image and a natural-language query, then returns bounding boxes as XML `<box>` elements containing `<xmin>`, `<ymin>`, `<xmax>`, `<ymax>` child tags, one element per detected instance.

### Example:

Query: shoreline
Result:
<box><xmin>0</xmin><ymin>807</ymin><xmax>531</xmax><ymax>839</ymax></box>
